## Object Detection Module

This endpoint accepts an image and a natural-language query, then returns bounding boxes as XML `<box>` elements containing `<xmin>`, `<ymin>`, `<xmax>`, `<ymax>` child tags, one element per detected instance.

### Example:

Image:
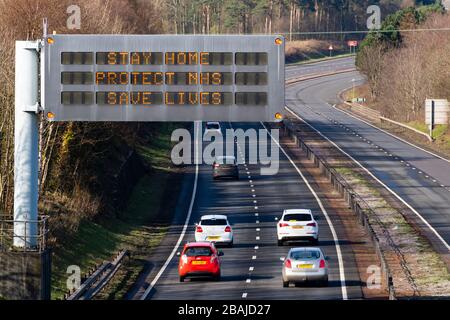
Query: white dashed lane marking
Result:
<box><xmin>236</xmin><ymin>140</ymin><xmax>259</xmax><ymax>300</ymax></box>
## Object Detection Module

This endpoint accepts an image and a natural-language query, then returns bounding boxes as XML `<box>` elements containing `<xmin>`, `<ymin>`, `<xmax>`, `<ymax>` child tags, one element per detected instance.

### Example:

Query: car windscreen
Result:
<box><xmin>283</xmin><ymin>214</ymin><xmax>312</xmax><ymax>222</ymax></box>
<box><xmin>207</xmin><ymin>124</ymin><xmax>220</xmax><ymax>130</ymax></box>
<box><xmin>200</xmin><ymin>219</ymin><xmax>228</xmax><ymax>226</ymax></box>
<box><xmin>184</xmin><ymin>247</ymin><xmax>213</xmax><ymax>257</ymax></box>
<box><xmin>290</xmin><ymin>250</ymin><xmax>321</xmax><ymax>260</ymax></box>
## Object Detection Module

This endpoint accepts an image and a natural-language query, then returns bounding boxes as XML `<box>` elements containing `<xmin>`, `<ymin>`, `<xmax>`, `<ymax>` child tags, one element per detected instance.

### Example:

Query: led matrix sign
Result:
<box><xmin>42</xmin><ymin>35</ymin><xmax>285</xmax><ymax>122</ymax></box>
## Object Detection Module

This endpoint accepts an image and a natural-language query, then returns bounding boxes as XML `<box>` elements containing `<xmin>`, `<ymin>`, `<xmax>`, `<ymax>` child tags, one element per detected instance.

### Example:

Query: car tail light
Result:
<box><xmin>196</xmin><ymin>226</ymin><xmax>203</xmax><ymax>233</ymax></box>
<box><xmin>284</xmin><ymin>259</ymin><xmax>292</xmax><ymax>269</ymax></box>
<box><xmin>225</xmin><ymin>226</ymin><xmax>232</xmax><ymax>233</ymax></box>
<box><xmin>307</xmin><ymin>222</ymin><xmax>317</xmax><ymax>227</ymax></box>
<box><xmin>279</xmin><ymin>222</ymin><xmax>289</xmax><ymax>228</ymax></box>
<box><xmin>319</xmin><ymin>259</ymin><xmax>326</xmax><ymax>268</ymax></box>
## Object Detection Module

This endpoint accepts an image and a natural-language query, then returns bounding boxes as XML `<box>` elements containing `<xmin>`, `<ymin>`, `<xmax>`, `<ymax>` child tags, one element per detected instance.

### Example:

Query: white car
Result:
<box><xmin>277</xmin><ymin>209</ymin><xmax>319</xmax><ymax>246</ymax></box>
<box><xmin>281</xmin><ymin>247</ymin><xmax>329</xmax><ymax>287</ymax></box>
<box><xmin>195</xmin><ymin>215</ymin><xmax>233</xmax><ymax>247</ymax></box>
<box><xmin>204</xmin><ymin>122</ymin><xmax>221</xmax><ymax>137</ymax></box>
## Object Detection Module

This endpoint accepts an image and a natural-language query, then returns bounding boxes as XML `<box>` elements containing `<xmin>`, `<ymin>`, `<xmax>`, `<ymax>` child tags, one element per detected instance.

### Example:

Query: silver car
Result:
<box><xmin>281</xmin><ymin>247</ymin><xmax>329</xmax><ymax>287</ymax></box>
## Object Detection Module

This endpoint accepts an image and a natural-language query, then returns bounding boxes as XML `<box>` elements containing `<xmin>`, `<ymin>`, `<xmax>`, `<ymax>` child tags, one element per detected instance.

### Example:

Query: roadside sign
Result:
<box><xmin>41</xmin><ymin>34</ymin><xmax>285</xmax><ymax>122</ymax></box>
<box><xmin>347</xmin><ymin>40</ymin><xmax>358</xmax><ymax>47</ymax></box>
<box><xmin>425</xmin><ymin>99</ymin><xmax>449</xmax><ymax>125</ymax></box>
<box><xmin>352</xmin><ymin>97</ymin><xmax>366</xmax><ymax>103</ymax></box>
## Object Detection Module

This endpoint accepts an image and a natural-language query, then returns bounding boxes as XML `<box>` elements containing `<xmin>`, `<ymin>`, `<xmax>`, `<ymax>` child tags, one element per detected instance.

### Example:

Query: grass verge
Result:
<box><xmin>333</xmin><ymin>159</ymin><xmax>450</xmax><ymax>296</ymax></box>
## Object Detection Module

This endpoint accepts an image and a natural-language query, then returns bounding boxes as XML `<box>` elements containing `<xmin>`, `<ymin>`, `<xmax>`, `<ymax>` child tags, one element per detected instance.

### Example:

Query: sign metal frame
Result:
<box><xmin>42</xmin><ymin>34</ymin><xmax>285</xmax><ymax>122</ymax></box>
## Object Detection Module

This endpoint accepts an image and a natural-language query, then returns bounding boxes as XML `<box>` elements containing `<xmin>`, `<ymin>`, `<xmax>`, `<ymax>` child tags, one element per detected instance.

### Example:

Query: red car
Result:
<box><xmin>178</xmin><ymin>242</ymin><xmax>223</xmax><ymax>282</ymax></box>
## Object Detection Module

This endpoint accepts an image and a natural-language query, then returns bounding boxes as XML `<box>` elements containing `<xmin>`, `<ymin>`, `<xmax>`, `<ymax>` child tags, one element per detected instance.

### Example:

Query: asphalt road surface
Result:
<box><xmin>143</xmin><ymin>121</ymin><xmax>362</xmax><ymax>300</ymax></box>
<box><xmin>285</xmin><ymin>60</ymin><xmax>450</xmax><ymax>252</ymax></box>
<box><xmin>285</xmin><ymin>56</ymin><xmax>355</xmax><ymax>80</ymax></box>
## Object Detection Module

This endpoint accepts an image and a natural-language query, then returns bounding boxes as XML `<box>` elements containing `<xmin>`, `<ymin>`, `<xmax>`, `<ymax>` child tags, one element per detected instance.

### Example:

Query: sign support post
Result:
<box><xmin>429</xmin><ymin>100</ymin><xmax>435</xmax><ymax>140</ymax></box>
<box><xmin>14</xmin><ymin>41</ymin><xmax>41</xmax><ymax>248</ymax></box>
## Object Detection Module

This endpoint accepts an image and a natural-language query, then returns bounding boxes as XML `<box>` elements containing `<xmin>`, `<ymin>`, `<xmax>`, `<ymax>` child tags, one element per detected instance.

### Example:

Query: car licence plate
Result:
<box><xmin>192</xmin><ymin>261</ymin><xmax>207</xmax><ymax>265</ymax></box>
<box><xmin>207</xmin><ymin>236</ymin><xmax>220</xmax><ymax>240</ymax></box>
<box><xmin>297</xmin><ymin>264</ymin><xmax>313</xmax><ymax>269</ymax></box>
<box><xmin>292</xmin><ymin>226</ymin><xmax>304</xmax><ymax>229</ymax></box>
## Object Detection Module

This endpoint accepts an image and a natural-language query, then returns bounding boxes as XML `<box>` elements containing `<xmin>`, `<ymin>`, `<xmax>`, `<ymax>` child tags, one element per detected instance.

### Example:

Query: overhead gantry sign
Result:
<box><xmin>42</xmin><ymin>35</ymin><xmax>285</xmax><ymax>122</ymax></box>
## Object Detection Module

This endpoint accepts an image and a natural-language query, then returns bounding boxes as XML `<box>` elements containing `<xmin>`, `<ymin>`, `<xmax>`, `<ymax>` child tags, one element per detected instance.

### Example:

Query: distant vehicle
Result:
<box><xmin>281</xmin><ymin>247</ymin><xmax>329</xmax><ymax>287</ymax></box>
<box><xmin>178</xmin><ymin>242</ymin><xmax>223</xmax><ymax>282</ymax></box>
<box><xmin>213</xmin><ymin>156</ymin><xmax>239</xmax><ymax>180</ymax></box>
<box><xmin>204</xmin><ymin>122</ymin><xmax>222</xmax><ymax>136</ymax></box>
<box><xmin>195</xmin><ymin>215</ymin><xmax>233</xmax><ymax>247</ymax></box>
<box><xmin>276</xmin><ymin>209</ymin><xmax>319</xmax><ymax>246</ymax></box>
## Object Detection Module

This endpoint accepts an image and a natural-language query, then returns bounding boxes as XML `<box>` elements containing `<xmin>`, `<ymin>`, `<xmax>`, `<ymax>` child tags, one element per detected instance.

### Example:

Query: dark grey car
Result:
<box><xmin>213</xmin><ymin>156</ymin><xmax>239</xmax><ymax>180</ymax></box>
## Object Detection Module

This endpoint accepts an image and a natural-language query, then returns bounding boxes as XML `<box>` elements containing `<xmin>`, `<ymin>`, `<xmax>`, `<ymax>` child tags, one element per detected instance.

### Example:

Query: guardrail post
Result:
<box><xmin>14</xmin><ymin>41</ymin><xmax>41</xmax><ymax>248</ymax></box>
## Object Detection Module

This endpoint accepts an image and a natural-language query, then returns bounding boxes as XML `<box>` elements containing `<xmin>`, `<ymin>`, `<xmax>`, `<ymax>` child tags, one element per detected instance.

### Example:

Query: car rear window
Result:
<box><xmin>290</xmin><ymin>250</ymin><xmax>321</xmax><ymax>260</ymax></box>
<box><xmin>200</xmin><ymin>219</ymin><xmax>228</xmax><ymax>226</ymax></box>
<box><xmin>283</xmin><ymin>214</ymin><xmax>312</xmax><ymax>221</ymax></box>
<box><xmin>207</xmin><ymin>123</ymin><xmax>220</xmax><ymax>130</ymax></box>
<box><xmin>184</xmin><ymin>247</ymin><xmax>213</xmax><ymax>256</ymax></box>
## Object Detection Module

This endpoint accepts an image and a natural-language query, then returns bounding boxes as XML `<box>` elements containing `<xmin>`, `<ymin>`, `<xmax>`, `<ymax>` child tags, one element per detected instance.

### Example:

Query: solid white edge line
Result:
<box><xmin>140</xmin><ymin>121</ymin><xmax>201</xmax><ymax>300</ymax></box>
<box><xmin>329</xmin><ymin>103</ymin><xmax>450</xmax><ymax>164</ymax></box>
<box><xmin>285</xmin><ymin>107</ymin><xmax>450</xmax><ymax>251</ymax></box>
<box><xmin>260</xmin><ymin>122</ymin><xmax>348</xmax><ymax>300</ymax></box>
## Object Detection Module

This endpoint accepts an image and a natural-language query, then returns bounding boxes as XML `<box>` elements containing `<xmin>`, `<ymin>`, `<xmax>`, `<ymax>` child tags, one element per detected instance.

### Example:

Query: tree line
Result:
<box><xmin>356</xmin><ymin>2</ymin><xmax>448</xmax><ymax>122</ymax></box>
<box><xmin>158</xmin><ymin>0</ymin><xmax>432</xmax><ymax>40</ymax></box>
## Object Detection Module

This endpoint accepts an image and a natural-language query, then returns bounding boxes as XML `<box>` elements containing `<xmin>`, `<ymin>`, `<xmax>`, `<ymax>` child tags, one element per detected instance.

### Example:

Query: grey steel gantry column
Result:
<box><xmin>14</xmin><ymin>40</ymin><xmax>41</xmax><ymax>248</ymax></box>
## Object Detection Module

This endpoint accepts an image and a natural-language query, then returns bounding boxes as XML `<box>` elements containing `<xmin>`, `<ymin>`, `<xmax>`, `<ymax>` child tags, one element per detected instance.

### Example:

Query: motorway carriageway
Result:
<box><xmin>285</xmin><ymin>56</ymin><xmax>356</xmax><ymax>80</ymax></box>
<box><xmin>139</xmin><ymin>121</ymin><xmax>362</xmax><ymax>300</ymax></box>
